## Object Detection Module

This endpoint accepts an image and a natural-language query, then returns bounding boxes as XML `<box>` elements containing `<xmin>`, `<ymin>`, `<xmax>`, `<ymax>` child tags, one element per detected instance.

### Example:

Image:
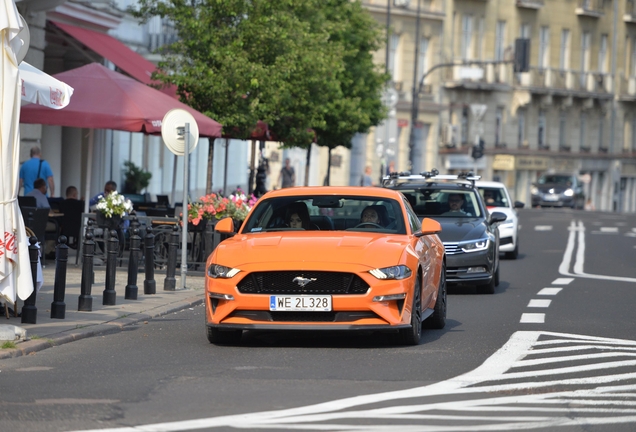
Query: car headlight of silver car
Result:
<box><xmin>207</xmin><ymin>264</ymin><xmax>241</xmax><ymax>279</ymax></box>
<box><xmin>531</xmin><ymin>186</ymin><xmax>539</xmax><ymax>195</ymax></box>
<box><xmin>369</xmin><ymin>265</ymin><xmax>412</xmax><ymax>280</ymax></box>
<box><xmin>563</xmin><ymin>188</ymin><xmax>574</xmax><ymax>197</ymax></box>
<box><xmin>460</xmin><ymin>238</ymin><xmax>490</xmax><ymax>253</ymax></box>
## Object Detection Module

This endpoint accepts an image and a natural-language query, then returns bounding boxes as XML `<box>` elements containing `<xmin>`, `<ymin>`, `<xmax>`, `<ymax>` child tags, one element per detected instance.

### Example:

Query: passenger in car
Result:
<box><xmin>285</xmin><ymin>202</ymin><xmax>312</xmax><ymax>229</ymax></box>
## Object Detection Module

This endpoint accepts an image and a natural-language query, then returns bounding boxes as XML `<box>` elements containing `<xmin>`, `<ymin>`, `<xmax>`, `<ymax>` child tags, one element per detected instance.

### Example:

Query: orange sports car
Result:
<box><xmin>205</xmin><ymin>186</ymin><xmax>446</xmax><ymax>345</ymax></box>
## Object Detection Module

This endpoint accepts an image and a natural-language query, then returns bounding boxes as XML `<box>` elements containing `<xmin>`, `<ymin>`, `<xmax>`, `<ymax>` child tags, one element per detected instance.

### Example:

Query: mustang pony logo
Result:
<box><xmin>293</xmin><ymin>276</ymin><xmax>317</xmax><ymax>287</ymax></box>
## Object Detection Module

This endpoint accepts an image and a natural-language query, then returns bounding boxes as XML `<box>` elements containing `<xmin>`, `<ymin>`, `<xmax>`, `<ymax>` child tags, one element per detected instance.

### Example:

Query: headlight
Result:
<box><xmin>563</xmin><ymin>188</ymin><xmax>574</xmax><ymax>197</ymax></box>
<box><xmin>531</xmin><ymin>186</ymin><xmax>538</xmax><ymax>195</ymax></box>
<box><xmin>207</xmin><ymin>264</ymin><xmax>241</xmax><ymax>278</ymax></box>
<box><xmin>369</xmin><ymin>265</ymin><xmax>412</xmax><ymax>280</ymax></box>
<box><xmin>460</xmin><ymin>239</ymin><xmax>490</xmax><ymax>253</ymax></box>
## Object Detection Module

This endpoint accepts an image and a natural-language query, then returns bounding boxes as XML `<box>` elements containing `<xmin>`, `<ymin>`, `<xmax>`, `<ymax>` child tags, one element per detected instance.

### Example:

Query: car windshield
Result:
<box><xmin>241</xmin><ymin>195</ymin><xmax>407</xmax><ymax>234</ymax></box>
<box><xmin>478</xmin><ymin>187</ymin><xmax>509</xmax><ymax>208</ymax></box>
<box><xmin>400</xmin><ymin>188</ymin><xmax>482</xmax><ymax>218</ymax></box>
<box><xmin>538</xmin><ymin>175</ymin><xmax>573</xmax><ymax>186</ymax></box>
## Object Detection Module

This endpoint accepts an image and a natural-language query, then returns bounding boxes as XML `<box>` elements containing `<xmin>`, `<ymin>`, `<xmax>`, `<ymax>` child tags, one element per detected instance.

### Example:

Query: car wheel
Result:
<box><xmin>397</xmin><ymin>273</ymin><xmax>422</xmax><ymax>345</ymax></box>
<box><xmin>424</xmin><ymin>263</ymin><xmax>446</xmax><ymax>330</ymax></box>
<box><xmin>207</xmin><ymin>326</ymin><xmax>242</xmax><ymax>345</ymax></box>
<box><xmin>505</xmin><ymin>242</ymin><xmax>519</xmax><ymax>260</ymax></box>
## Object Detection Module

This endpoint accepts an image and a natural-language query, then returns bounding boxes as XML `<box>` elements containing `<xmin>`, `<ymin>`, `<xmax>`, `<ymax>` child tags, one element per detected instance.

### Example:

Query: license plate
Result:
<box><xmin>544</xmin><ymin>194</ymin><xmax>558</xmax><ymax>201</ymax></box>
<box><xmin>269</xmin><ymin>295</ymin><xmax>332</xmax><ymax>311</ymax></box>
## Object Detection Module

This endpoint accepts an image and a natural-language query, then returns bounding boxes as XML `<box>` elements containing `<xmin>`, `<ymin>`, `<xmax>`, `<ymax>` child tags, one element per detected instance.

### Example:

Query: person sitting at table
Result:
<box><xmin>65</xmin><ymin>185</ymin><xmax>79</xmax><ymax>200</ymax></box>
<box><xmin>89</xmin><ymin>180</ymin><xmax>117</xmax><ymax>209</ymax></box>
<box><xmin>26</xmin><ymin>178</ymin><xmax>50</xmax><ymax>209</ymax></box>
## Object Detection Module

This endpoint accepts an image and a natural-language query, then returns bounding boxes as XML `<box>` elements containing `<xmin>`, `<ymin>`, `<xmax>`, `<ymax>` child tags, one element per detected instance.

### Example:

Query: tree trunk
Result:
<box><xmin>206</xmin><ymin>139</ymin><xmax>215</xmax><ymax>195</ymax></box>
<box><xmin>248</xmin><ymin>140</ymin><xmax>257</xmax><ymax>195</ymax></box>
<box><xmin>304</xmin><ymin>146</ymin><xmax>311</xmax><ymax>186</ymax></box>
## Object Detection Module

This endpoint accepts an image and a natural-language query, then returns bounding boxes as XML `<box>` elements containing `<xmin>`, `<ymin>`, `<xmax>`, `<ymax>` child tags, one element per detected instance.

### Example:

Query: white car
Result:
<box><xmin>475</xmin><ymin>181</ymin><xmax>524</xmax><ymax>259</ymax></box>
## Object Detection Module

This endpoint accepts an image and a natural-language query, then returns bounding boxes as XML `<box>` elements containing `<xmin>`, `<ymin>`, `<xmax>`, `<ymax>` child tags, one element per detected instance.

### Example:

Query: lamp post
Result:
<box><xmin>408</xmin><ymin>0</ymin><xmax>422</xmax><ymax>173</ymax></box>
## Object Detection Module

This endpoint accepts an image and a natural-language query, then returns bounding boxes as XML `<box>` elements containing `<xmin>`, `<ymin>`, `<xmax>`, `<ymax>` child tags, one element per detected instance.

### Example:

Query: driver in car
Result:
<box><xmin>442</xmin><ymin>193</ymin><xmax>467</xmax><ymax>216</ymax></box>
<box><xmin>361</xmin><ymin>207</ymin><xmax>380</xmax><ymax>225</ymax></box>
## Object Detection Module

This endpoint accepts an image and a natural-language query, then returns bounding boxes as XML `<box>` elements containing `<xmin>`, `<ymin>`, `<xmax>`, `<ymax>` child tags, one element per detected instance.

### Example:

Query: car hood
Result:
<box><xmin>211</xmin><ymin>232</ymin><xmax>410</xmax><ymax>269</ymax></box>
<box><xmin>433</xmin><ymin>218</ymin><xmax>488</xmax><ymax>243</ymax></box>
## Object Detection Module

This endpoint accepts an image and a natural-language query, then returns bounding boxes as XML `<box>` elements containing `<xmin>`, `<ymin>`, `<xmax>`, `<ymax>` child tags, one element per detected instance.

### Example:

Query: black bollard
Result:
<box><xmin>125</xmin><ymin>228</ymin><xmax>141</xmax><ymax>300</ymax></box>
<box><xmin>144</xmin><ymin>226</ymin><xmax>156</xmax><ymax>295</ymax></box>
<box><xmin>78</xmin><ymin>231</ymin><xmax>95</xmax><ymax>311</ymax></box>
<box><xmin>50</xmin><ymin>236</ymin><xmax>69</xmax><ymax>319</ymax></box>
<box><xmin>103</xmin><ymin>229</ymin><xmax>118</xmax><ymax>305</ymax></box>
<box><xmin>21</xmin><ymin>236</ymin><xmax>40</xmax><ymax>324</ymax></box>
<box><xmin>164</xmin><ymin>225</ymin><xmax>179</xmax><ymax>291</ymax></box>
<box><xmin>85</xmin><ymin>219</ymin><xmax>95</xmax><ymax>284</ymax></box>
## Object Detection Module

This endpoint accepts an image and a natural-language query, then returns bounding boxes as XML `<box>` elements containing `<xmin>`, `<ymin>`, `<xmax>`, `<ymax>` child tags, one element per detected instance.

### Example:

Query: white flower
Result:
<box><xmin>97</xmin><ymin>191</ymin><xmax>133</xmax><ymax>218</ymax></box>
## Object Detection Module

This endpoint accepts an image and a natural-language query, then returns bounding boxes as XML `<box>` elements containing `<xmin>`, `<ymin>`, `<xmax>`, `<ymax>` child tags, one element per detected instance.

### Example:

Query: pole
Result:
<box><xmin>385</xmin><ymin>0</ymin><xmax>391</xmax><ymax>76</ymax></box>
<box><xmin>408</xmin><ymin>0</ymin><xmax>422</xmax><ymax>172</ymax></box>
<box><xmin>609</xmin><ymin>0</ymin><xmax>618</xmax><ymax>211</ymax></box>
<box><xmin>181</xmin><ymin>123</ymin><xmax>190</xmax><ymax>289</ymax></box>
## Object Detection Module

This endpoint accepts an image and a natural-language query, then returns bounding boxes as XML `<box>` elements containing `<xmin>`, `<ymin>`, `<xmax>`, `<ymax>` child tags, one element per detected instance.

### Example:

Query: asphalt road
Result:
<box><xmin>1</xmin><ymin>208</ymin><xmax>635</xmax><ymax>432</ymax></box>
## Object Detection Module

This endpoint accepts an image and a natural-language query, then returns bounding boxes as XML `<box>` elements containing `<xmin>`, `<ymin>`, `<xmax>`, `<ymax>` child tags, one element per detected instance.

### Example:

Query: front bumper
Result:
<box><xmin>532</xmin><ymin>194</ymin><xmax>574</xmax><ymax>207</ymax></box>
<box><xmin>445</xmin><ymin>249</ymin><xmax>493</xmax><ymax>284</ymax></box>
<box><xmin>497</xmin><ymin>224</ymin><xmax>516</xmax><ymax>252</ymax></box>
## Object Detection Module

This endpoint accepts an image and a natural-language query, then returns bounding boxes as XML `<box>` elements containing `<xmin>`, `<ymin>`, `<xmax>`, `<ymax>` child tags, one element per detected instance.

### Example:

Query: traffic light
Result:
<box><xmin>472</xmin><ymin>139</ymin><xmax>485</xmax><ymax>160</ymax></box>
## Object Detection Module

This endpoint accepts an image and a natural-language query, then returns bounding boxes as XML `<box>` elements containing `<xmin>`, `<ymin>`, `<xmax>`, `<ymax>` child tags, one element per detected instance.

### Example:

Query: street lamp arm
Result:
<box><xmin>416</xmin><ymin>59</ymin><xmax>513</xmax><ymax>94</ymax></box>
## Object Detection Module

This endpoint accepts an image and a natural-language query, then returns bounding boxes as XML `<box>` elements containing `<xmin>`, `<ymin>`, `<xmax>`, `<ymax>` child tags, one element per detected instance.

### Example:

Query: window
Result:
<box><xmin>559</xmin><ymin>111</ymin><xmax>567</xmax><ymax>149</ymax></box>
<box><xmin>477</xmin><ymin>18</ymin><xmax>485</xmax><ymax>60</ymax></box>
<box><xmin>495</xmin><ymin>107</ymin><xmax>504</xmax><ymax>147</ymax></box>
<box><xmin>461</xmin><ymin>15</ymin><xmax>473</xmax><ymax>60</ymax></box>
<box><xmin>539</xmin><ymin>26</ymin><xmax>550</xmax><ymax>69</ymax></box>
<box><xmin>418</xmin><ymin>37</ymin><xmax>429</xmax><ymax>82</ymax></box>
<box><xmin>580</xmin><ymin>112</ymin><xmax>587</xmax><ymax>150</ymax></box>
<box><xmin>581</xmin><ymin>32</ymin><xmax>591</xmax><ymax>72</ymax></box>
<box><xmin>632</xmin><ymin>114</ymin><xmax>636</xmax><ymax>152</ymax></box>
<box><xmin>495</xmin><ymin>21</ymin><xmax>506</xmax><ymax>61</ymax></box>
<box><xmin>632</xmin><ymin>37</ymin><xmax>636</xmax><ymax>76</ymax></box>
<box><xmin>598</xmin><ymin>34</ymin><xmax>608</xmax><ymax>73</ymax></box>
<box><xmin>517</xmin><ymin>109</ymin><xmax>526</xmax><ymax>147</ymax></box>
<box><xmin>461</xmin><ymin>107</ymin><xmax>469</xmax><ymax>144</ymax></box>
<box><xmin>388</xmin><ymin>34</ymin><xmax>400</xmax><ymax>81</ymax></box>
<box><xmin>538</xmin><ymin>109</ymin><xmax>547</xmax><ymax>148</ymax></box>
<box><xmin>560</xmin><ymin>29</ymin><xmax>570</xmax><ymax>70</ymax></box>
<box><xmin>520</xmin><ymin>23</ymin><xmax>531</xmax><ymax>39</ymax></box>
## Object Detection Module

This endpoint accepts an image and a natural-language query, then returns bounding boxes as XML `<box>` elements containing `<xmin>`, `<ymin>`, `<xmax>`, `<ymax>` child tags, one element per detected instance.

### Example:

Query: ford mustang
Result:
<box><xmin>205</xmin><ymin>187</ymin><xmax>446</xmax><ymax>345</ymax></box>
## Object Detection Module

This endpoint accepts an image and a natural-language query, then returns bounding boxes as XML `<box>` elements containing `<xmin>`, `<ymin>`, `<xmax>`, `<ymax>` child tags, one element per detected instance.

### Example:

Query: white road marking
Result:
<box><xmin>70</xmin><ymin>331</ymin><xmax>636</xmax><ymax>432</ymax></box>
<box><xmin>535</xmin><ymin>225</ymin><xmax>553</xmax><ymax>231</ymax></box>
<box><xmin>528</xmin><ymin>299</ymin><xmax>551</xmax><ymax>308</ymax></box>
<box><xmin>600</xmin><ymin>227</ymin><xmax>619</xmax><ymax>233</ymax></box>
<box><xmin>520</xmin><ymin>313</ymin><xmax>545</xmax><ymax>323</ymax></box>
<box><xmin>560</xmin><ymin>220</ymin><xmax>636</xmax><ymax>283</ymax></box>
<box><xmin>551</xmin><ymin>278</ymin><xmax>573</xmax><ymax>285</ymax></box>
<box><xmin>537</xmin><ymin>288</ymin><xmax>562</xmax><ymax>295</ymax></box>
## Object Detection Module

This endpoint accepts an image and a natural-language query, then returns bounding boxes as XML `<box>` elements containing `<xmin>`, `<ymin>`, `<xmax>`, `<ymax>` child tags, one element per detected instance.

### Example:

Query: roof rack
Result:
<box><xmin>381</xmin><ymin>168</ymin><xmax>481</xmax><ymax>187</ymax></box>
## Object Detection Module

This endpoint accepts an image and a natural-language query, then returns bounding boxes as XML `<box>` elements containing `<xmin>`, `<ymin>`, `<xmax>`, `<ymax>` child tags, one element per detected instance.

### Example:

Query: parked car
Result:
<box><xmin>475</xmin><ymin>181</ymin><xmax>524</xmax><ymax>260</ymax></box>
<box><xmin>206</xmin><ymin>186</ymin><xmax>447</xmax><ymax>346</ymax></box>
<box><xmin>383</xmin><ymin>171</ymin><xmax>506</xmax><ymax>294</ymax></box>
<box><xmin>531</xmin><ymin>173</ymin><xmax>585</xmax><ymax>209</ymax></box>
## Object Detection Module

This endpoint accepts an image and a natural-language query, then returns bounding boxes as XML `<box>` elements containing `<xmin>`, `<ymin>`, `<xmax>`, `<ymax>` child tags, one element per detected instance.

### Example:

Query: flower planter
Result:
<box><xmin>95</xmin><ymin>212</ymin><xmax>122</xmax><ymax>231</ymax></box>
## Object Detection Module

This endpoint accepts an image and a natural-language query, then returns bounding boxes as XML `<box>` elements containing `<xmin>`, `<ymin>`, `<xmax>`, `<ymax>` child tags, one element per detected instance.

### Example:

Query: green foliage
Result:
<box><xmin>122</xmin><ymin>161</ymin><xmax>152</xmax><ymax>194</ymax></box>
<box><xmin>130</xmin><ymin>0</ymin><xmax>387</xmax><ymax>149</ymax></box>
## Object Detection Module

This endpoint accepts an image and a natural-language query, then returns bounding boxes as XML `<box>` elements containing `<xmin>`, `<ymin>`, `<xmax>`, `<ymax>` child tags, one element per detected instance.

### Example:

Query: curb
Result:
<box><xmin>0</xmin><ymin>295</ymin><xmax>204</xmax><ymax>360</ymax></box>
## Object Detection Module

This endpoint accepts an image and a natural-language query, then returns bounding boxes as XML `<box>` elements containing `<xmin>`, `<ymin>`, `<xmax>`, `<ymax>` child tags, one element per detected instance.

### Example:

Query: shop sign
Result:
<box><xmin>551</xmin><ymin>159</ymin><xmax>579</xmax><ymax>172</ymax></box>
<box><xmin>492</xmin><ymin>154</ymin><xmax>515</xmax><ymax>171</ymax></box>
<box><xmin>444</xmin><ymin>154</ymin><xmax>486</xmax><ymax>170</ymax></box>
<box><xmin>515</xmin><ymin>156</ymin><xmax>549</xmax><ymax>170</ymax></box>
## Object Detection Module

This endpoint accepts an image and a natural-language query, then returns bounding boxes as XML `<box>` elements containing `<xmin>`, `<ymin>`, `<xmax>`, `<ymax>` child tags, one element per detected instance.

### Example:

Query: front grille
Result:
<box><xmin>236</xmin><ymin>271</ymin><xmax>369</xmax><ymax>295</ymax></box>
<box><xmin>271</xmin><ymin>312</ymin><xmax>336</xmax><ymax>322</ymax></box>
<box><xmin>443</xmin><ymin>242</ymin><xmax>463</xmax><ymax>255</ymax></box>
<box><xmin>227</xmin><ymin>310</ymin><xmax>381</xmax><ymax>322</ymax></box>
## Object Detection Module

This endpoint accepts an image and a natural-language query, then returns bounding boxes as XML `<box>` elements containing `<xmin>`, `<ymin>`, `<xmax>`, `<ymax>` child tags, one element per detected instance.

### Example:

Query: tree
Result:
<box><xmin>308</xmin><ymin>0</ymin><xmax>389</xmax><ymax>185</ymax></box>
<box><xmin>131</xmin><ymin>0</ymin><xmax>343</xmax><ymax>146</ymax></box>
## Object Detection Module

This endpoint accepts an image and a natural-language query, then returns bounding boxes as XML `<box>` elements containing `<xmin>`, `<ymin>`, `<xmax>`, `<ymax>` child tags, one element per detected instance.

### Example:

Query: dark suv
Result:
<box><xmin>383</xmin><ymin>171</ymin><xmax>506</xmax><ymax>294</ymax></box>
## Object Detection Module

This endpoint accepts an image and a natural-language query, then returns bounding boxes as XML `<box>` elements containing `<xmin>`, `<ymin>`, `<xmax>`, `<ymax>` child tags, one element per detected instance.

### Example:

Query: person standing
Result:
<box><xmin>278</xmin><ymin>158</ymin><xmax>295</xmax><ymax>189</ymax></box>
<box><xmin>19</xmin><ymin>146</ymin><xmax>55</xmax><ymax>196</ymax></box>
<box><xmin>361</xmin><ymin>166</ymin><xmax>374</xmax><ymax>186</ymax></box>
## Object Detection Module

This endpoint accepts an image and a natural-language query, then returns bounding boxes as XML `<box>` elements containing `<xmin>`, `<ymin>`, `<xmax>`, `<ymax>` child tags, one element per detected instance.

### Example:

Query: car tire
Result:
<box><xmin>505</xmin><ymin>242</ymin><xmax>519</xmax><ymax>260</ymax></box>
<box><xmin>494</xmin><ymin>263</ymin><xmax>500</xmax><ymax>286</ymax></box>
<box><xmin>397</xmin><ymin>273</ymin><xmax>422</xmax><ymax>345</ymax></box>
<box><xmin>207</xmin><ymin>327</ymin><xmax>242</xmax><ymax>345</ymax></box>
<box><xmin>424</xmin><ymin>263</ymin><xmax>446</xmax><ymax>330</ymax></box>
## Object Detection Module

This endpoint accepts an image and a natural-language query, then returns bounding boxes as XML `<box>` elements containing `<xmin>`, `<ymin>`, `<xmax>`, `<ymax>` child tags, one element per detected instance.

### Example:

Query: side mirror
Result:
<box><xmin>215</xmin><ymin>217</ymin><xmax>234</xmax><ymax>233</ymax></box>
<box><xmin>415</xmin><ymin>217</ymin><xmax>442</xmax><ymax>237</ymax></box>
<box><xmin>514</xmin><ymin>201</ymin><xmax>525</xmax><ymax>209</ymax></box>
<box><xmin>489</xmin><ymin>211</ymin><xmax>507</xmax><ymax>224</ymax></box>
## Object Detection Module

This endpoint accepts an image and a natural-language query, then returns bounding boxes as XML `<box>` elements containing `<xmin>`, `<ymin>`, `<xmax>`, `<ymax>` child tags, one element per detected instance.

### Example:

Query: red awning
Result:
<box><xmin>50</xmin><ymin>20</ymin><xmax>176</xmax><ymax>97</ymax></box>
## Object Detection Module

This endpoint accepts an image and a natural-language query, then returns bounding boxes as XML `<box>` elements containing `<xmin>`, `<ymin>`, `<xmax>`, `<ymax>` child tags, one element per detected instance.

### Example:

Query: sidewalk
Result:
<box><xmin>0</xmin><ymin>253</ymin><xmax>205</xmax><ymax>360</ymax></box>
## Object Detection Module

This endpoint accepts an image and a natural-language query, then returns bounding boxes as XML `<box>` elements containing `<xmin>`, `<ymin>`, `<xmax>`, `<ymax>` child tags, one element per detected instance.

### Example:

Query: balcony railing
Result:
<box><xmin>618</xmin><ymin>74</ymin><xmax>636</xmax><ymax>100</ymax></box>
<box><xmin>576</xmin><ymin>0</ymin><xmax>603</xmax><ymax>17</ymax></box>
<box><xmin>515</xmin><ymin>67</ymin><xmax>612</xmax><ymax>95</ymax></box>
<box><xmin>444</xmin><ymin>62</ymin><xmax>513</xmax><ymax>87</ymax></box>
<box><xmin>516</xmin><ymin>0</ymin><xmax>544</xmax><ymax>9</ymax></box>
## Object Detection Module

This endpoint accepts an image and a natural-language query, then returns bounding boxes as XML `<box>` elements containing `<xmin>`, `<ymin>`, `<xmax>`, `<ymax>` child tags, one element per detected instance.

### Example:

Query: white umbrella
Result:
<box><xmin>0</xmin><ymin>1</ymin><xmax>70</xmax><ymax>306</ymax></box>
<box><xmin>19</xmin><ymin>61</ymin><xmax>74</xmax><ymax>108</ymax></box>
